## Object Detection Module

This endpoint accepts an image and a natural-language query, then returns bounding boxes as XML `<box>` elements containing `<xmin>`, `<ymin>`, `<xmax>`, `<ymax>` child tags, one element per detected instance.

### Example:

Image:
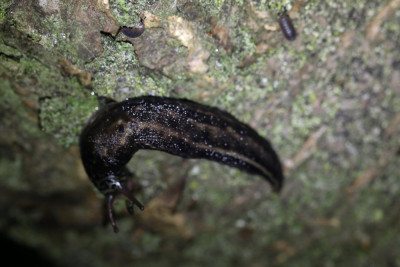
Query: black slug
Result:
<box><xmin>279</xmin><ymin>13</ymin><xmax>296</xmax><ymax>41</ymax></box>
<box><xmin>80</xmin><ymin>96</ymin><xmax>284</xmax><ymax>232</ymax></box>
<box><xmin>120</xmin><ymin>17</ymin><xmax>145</xmax><ymax>38</ymax></box>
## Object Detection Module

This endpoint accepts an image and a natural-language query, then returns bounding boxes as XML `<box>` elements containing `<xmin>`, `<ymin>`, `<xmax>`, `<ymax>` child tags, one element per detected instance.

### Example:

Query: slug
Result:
<box><xmin>120</xmin><ymin>17</ymin><xmax>145</xmax><ymax>38</ymax></box>
<box><xmin>80</xmin><ymin>96</ymin><xmax>284</xmax><ymax>232</ymax></box>
<box><xmin>279</xmin><ymin>13</ymin><xmax>296</xmax><ymax>41</ymax></box>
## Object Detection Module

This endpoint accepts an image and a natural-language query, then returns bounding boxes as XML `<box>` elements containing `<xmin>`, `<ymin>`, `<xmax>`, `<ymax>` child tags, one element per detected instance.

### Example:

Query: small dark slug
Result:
<box><xmin>279</xmin><ymin>13</ymin><xmax>296</xmax><ymax>41</ymax></box>
<box><xmin>80</xmin><ymin>96</ymin><xmax>284</xmax><ymax>232</ymax></box>
<box><xmin>120</xmin><ymin>17</ymin><xmax>145</xmax><ymax>38</ymax></box>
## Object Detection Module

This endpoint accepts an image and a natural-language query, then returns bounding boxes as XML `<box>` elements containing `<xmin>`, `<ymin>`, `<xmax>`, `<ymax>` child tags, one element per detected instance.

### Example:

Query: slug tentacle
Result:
<box><xmin>80</xmin><ymin>96</ymin><xmax>284</xmax><ymax>232</ymax></box>
<box><xmin>106</xmin><ymin>185</ymin><xmax>144</xmax><ymax>233</ymax></box>
<box><xmin>106</xmin><ymin>194</ymin><xmax>118</xmax><ymax>233</ymax></box>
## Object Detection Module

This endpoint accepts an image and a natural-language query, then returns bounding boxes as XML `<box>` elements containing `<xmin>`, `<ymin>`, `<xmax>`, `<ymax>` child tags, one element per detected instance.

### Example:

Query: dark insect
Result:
<box><xmin>80</xmin><ymin>96</ymin><xmax>285</xmax><ymax>232</ymax></box>
<box><xmin>120</xmin><ymin>17</ymin><xmax>145</xmax><ymax>38</ymax></box>
<box><xmin>279</xmin><ymin>13</ymin><xmax>296</xmax><ymax>41</ymax></box>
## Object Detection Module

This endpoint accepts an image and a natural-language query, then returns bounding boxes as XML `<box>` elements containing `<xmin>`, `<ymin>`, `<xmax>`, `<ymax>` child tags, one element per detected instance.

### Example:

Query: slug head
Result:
<box><xmin>79</xmin><ymin>101</ymin><xmax>144</xmax><ymax>233</ymax></box>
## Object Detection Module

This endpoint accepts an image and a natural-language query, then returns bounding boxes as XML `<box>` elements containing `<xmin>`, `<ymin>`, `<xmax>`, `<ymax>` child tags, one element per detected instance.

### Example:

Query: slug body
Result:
<box><xmin>279</xmin><ymin>13</ymin><xmax>296</xmax><ymax>41</ymax></box>
<box><xmin>80</xmin><ymin>96</ymin><xmax>284</xmax><ymax>232</ymax></box>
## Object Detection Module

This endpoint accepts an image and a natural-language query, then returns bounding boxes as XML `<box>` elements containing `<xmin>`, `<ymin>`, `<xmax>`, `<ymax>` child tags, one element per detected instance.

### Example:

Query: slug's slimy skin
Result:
<box><xmin>80</xmin><ymin>96</ymin><xmax>284</xmax><ymax>232</ymax></box>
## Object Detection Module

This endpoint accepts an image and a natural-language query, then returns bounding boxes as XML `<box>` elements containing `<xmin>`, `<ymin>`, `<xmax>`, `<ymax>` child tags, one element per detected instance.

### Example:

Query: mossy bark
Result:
<box><xmin>0</xmin><ymin>0</ymin><xmax>399</xmax><ymax>266</ymax></box>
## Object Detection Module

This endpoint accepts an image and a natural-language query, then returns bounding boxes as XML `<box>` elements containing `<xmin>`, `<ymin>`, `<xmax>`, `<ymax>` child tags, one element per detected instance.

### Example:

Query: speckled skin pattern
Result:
<box><xmin>80</xmin><ymin>96</ymin><xmax>284</xmax><ymax>232</ymax></box>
